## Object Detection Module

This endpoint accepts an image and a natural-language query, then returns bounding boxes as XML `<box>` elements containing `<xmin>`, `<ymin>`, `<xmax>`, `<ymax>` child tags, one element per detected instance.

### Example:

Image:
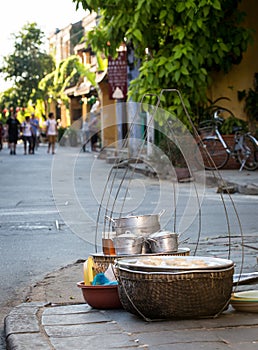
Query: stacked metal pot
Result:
<box><xmin>105</xmin><ymin>210</ymin><xmax>180</xmax><ymax>255</ymax></box>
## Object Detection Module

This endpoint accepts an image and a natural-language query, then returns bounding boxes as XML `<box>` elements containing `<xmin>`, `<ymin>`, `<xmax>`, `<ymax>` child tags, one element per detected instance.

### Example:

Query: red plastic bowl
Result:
<box><xmin>77</xmin><ymin>281</ymin><xmax>123</xmax><ymax>309</ymax></box>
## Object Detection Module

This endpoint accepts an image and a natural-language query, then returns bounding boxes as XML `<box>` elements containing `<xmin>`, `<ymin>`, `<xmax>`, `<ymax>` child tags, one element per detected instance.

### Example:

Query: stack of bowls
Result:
<box><xmin>230</xmin><ymin>290</ymin><xmax>258</xmax><ymax>312</ymax></box>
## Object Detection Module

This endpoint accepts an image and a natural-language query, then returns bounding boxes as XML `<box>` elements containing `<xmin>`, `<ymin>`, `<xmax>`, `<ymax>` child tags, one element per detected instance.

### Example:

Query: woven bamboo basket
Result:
<box><xmin>115</xmin><ymin>265</ymin><xmax>234</xmax><ymax>320</ymax></box>
<box><xmin>92</xmin><ymin>248</ymin><xmax>190</xmax><ymax>273</ymax></box>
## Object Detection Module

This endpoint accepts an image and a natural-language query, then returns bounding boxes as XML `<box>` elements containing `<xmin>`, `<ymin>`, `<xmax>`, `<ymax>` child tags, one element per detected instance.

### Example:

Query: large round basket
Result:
<box><xmin>115</xmin><ymin>265</ymin><xmax>234</xmax><ymax>320</ymax></box>
<box><xmin>92</xmin><ymin>247</ymin><xmax>190</xmax><ymax>274</ymax></box>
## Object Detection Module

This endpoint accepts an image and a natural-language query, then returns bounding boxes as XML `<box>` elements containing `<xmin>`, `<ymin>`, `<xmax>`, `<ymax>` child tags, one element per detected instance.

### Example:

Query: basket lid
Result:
<box><xmin>115</xmin><ymin>255</ymin><xmax>234</xmax><ymax>273</ymax></box>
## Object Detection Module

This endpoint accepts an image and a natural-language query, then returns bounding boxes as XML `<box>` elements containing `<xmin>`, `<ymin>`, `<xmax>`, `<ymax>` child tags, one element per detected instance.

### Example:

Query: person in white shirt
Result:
<box><xmin>21</xmin><ymin>116</ymin><xmax>33</xmax><ymax>155</ymax></box>
<box><xmin>46</xmin><ymin>112</ymin><xmax>57</xmax><ymax>154</ymax></box>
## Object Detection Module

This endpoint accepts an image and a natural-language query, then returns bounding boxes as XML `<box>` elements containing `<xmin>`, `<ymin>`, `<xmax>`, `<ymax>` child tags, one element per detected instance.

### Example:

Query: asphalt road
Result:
<box><xmin>0</xmin><ymin>142</ymin><xmax>91</xmax><ymax>349</ymax></box>
<box><xmin>0</xmin><ymin>141</ymin><xmax>257</xmax><ymax>349</ymax></box>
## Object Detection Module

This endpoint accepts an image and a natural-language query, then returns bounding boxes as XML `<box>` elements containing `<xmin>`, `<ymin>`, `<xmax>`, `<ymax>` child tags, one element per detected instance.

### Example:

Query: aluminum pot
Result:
<box><xmin>148</xmin><ymin>231</ymin><xmax>178</xmax><ymax>253</ymax></box>
<box><xmin>106</xmin><ymin>210</ymin><xmax>165</xmax><ymax>236</ymax></box>
<box><xmin>113</xmin><ymin>232</ymin><xmax>144</xmax><ymax>255</ymax></box>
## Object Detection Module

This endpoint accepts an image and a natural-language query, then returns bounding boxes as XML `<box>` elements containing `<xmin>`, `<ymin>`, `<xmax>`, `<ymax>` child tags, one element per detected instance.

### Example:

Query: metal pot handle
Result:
<box><xmin>178</xmin><ymin>237</ymin><xmax>189</xmax><ymax>245</ymax></box>
<box><xmin>147</xmin><ymin>237</ymin><xmax>157</xmax><ymax>243</ymax></box>
<box><xmin>105</xmin><ymin>215</ymin><xmax>116</xmax><ymax>224</ymax></box>
<box><xmin>159</xmin><ymin>209</ymin><xmax>166</xmax><ymax>217</ymax></box>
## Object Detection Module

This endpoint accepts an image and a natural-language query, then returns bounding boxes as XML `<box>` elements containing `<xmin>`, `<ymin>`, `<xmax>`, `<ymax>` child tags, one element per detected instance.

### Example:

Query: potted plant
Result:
<box><xmin>157</xmin><ymin>138</ymin><xmax>191</xmax><ymax>181</ymax></box>
<box><xmin>219</xmin><ymin>115</ymin><xmax>248</xmax><ymax>135</ymax></box>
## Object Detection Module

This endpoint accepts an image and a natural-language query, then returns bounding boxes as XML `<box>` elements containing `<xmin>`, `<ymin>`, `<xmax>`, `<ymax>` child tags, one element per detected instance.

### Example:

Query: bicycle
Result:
<box><xmin>196</xmin><ymin>109</ymin><xmax>258</xmax><ymax>171</ymax></box>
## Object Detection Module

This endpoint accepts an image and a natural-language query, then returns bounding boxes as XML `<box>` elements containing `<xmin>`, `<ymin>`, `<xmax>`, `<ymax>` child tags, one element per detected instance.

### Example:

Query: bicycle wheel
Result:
<box><xmin>197</xmin><ymin>138</ymin><xmax>229</xmax><ymax>170</ymax></box>
<box><xmin>237</xmin><ymin>134</ymin><xmax>258</xmax><ymax>171</ymax></box>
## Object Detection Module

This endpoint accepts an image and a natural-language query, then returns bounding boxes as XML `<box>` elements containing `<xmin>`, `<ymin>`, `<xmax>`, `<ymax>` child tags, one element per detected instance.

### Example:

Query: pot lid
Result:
<box><xmin>113</xmin><ymin>212</ymin><xmax>162</xmax><ymax>221</ymax></box>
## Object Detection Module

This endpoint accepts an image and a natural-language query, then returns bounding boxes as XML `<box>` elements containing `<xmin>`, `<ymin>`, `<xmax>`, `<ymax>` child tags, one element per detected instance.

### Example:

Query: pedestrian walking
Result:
<box><xmin>21</xmin><ymin>116</ymin><xmax>33</xmax><ymax>155</ymax></box>
<box><xmin>46</xmin><ymin>112</ymin><xmax>57</xmax><ymax>154</ymax></box>
<box><xmin>81</xmin><ymin>117</ymin><xmax>91</xmax><ymax>152</ymax></box>
<box><xmin>88</xmin><ymin>99</ymin><xmax>101</xmax><ymax>152</ymax></box>
<box><xmin>6</xmin><ymin>113</ymin><xmax>21</xmax><ymax>155</ymax></box>
<box><xmin>89</xmin><ymin>115</ymin><xmax>100</xmax><ymax>152</ymax></box>
<box><xmin>30</xmin><ymin>113</ymin><xmax>39</xmax><ymax>154</ymax></box>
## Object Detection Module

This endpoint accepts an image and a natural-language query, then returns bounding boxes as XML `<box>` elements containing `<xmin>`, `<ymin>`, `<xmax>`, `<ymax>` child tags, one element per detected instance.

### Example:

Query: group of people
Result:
<box><xmin>2</xmin><ymin>112</ymin><xmax>57</xmax><ymax>155</ymax></box>
<box><xmin>2</xmin><ymin>109</ymin><xmax>100</xmax><ymax>156</ymax></box>
<box><xmin>20</xmin><ymin>114</ymin><xmax>39</xmax><ymax>155</ymax></box>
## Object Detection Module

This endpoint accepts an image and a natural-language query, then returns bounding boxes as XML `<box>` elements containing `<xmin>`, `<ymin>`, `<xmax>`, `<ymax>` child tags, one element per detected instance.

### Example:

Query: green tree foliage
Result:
<box><xmin>72</xmin><ymin>0</ymin><xmax>253</xmax><ymax>127</ymax></box>
<box><xmin>39</xmin><ymin>55</ymin><xmax>98</xmax><ymax>111</ymax></box>
<box><xmin>0</xmin><ymin>88</ymin><xmax>20</xmax><ymax>116</ymax></box>
<box><xmin>0</xmin><ymin>23</ymin><xmax>54</xmax><ymax>108</ymax></box>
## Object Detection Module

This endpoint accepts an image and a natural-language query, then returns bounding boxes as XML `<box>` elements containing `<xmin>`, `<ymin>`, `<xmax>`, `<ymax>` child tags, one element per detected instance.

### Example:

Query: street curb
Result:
<box><xmin>4</xmin><ymin>303</ymin><xmax>51</xmax><ymax>350</ymax></box>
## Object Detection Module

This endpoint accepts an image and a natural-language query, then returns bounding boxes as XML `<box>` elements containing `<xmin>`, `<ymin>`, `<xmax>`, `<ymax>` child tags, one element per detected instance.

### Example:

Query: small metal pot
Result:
<box><xmin>106</xmin><ymin>210</ymin><xmax>165</xmax><ymax>236</ymax></box>
<box><xmin>148</xmin><ymin>231</ymin><xmax>178</xmax><ymax>253</ymax></box>
<box><xmin>113</xmin><ymin>232</ymin><xmax>144</xmax><ymax>255</ymax></box>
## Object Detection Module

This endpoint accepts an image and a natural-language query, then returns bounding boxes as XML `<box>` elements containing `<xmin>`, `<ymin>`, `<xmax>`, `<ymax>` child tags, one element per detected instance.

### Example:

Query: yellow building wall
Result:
<box><xmin>99</xmin><ymin>80</ymin><xmax>118</xmax><ymax>148</ymax></box>
<box><xmin>208</xmin><ymin>0</ymin><xmax>258</xmax><ymax>122</ymax></box>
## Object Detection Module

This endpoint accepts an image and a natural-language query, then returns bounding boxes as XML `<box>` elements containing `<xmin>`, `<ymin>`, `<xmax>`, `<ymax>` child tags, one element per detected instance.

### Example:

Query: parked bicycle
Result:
<box><xmin>196</xmin><ymin>109</ymin><xmax>258</xmax><ymax>171</ymax></box>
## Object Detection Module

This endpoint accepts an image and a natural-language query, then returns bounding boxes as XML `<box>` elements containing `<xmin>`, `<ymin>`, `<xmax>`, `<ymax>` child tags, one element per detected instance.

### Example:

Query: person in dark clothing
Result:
<box><xmin>6</xmin><ymin>113</ymin><xmax>21</xmax><ymax>155</ymax></box>
<box><xmin>89</xmin><ymin>115</ymin><xmax>99</xmax><ymax>152</ymax></box>
<box><xmin>30</xmin><ymin>113</ymin><xmax>39</xmax><ymax>154</ymax></box>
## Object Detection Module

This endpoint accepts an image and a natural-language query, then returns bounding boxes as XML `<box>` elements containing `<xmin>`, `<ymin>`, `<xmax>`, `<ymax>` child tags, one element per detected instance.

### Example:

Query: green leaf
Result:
<box><xmin>186</xmin><ymin>79</ymin><xmax>194</xmax><ymax>88</ymax></box>
<box><xmin>212</xmin><ymin>0</ymin><xmax>221</xmax><ymax>10</ymax></box>
<box><xmin>165</xmin><ymin>61</ymin><xmax>173</xmax><ymax>72</ymax></box>
<box><xmin>212</xmin><ymin>43</ymin><xmax>218</xmax><ymax>52</ymax></box>
<box><xmin>200</xmin><ymin>68</ymin><xmax>207</xmax><ymax>75</ymax></box>
<box><xmin>159</xmin><ymin>69</ymin><xmax>165</xmax><ymax>78</ymax></box>
<box><xmin>176</xmin><ymin>1</ymin><xmax>185</xmax><ymax>13</ymax></box>
<box><xmin>219</xmin><ymin>42</ymin><xmax>229</xmax><ymax>52</ymax></box>
<box><xmin>203</xmin><ymin>6</ymin><xmax>210</xmax><ymax>17</ymax></box>
<box><xmin>199</xmin><ymin>73</ymin><xmax>206</xmax><ymax>82</ymax></box>
<box><xmin>233</xmin><ymin>47</ymin><xmax>240</xmax><ymax>56</ymax></box>
<box><xmin>178</xmin><ymin>30</ymin><xmax>185</xmax><ymax>41</ymax></box>
<box><xmin>197</xmin><ymin>19</ymin><xmax>203</xmax><ymax>29</ymax></box>
<box><xmin>160</xmin><ymin>10</ymin><xmax>167</xmax><ymax>20</ymax></box>
<box><xmin>157</xmin><ymin>57</ymin><xmax>167</xmax><ymax>66</ymax></box>
<box><xmin>174</xmin><ymin>49</ymin><xmax>183</xmax><ymax>60</ymax></box>
<box><xmin>133</xmin><ymin>29</ymin><xmax>142</xmax><ymax>42</ymax></box>
<box><xmin>174</xmin><ymin>70</ymin><xmax>180</xmax><ymax>82</ymax></box>
<box><xmin>181</xmin><ymin>65</ymin><xmax>189</xmax><ymax>75</ymax></box>
<box><xmin>147</xmin><ymin>74</ymin><xmax>153</xmax><ymax>84</ymax></box>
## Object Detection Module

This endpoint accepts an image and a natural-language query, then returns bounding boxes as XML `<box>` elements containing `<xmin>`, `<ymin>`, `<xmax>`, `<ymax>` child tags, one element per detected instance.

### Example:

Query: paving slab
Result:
<box><xmin>49</xmin><ymin>333</ymin><xmax>140</xmax><ymax>350</ymax></box>
<box><xmin>44</xmin><ymin>321</ymin><xmax>120</xmax><ymax>338</ymax></box>
<box><xmin>6</xmin><ymin>333</ymin><xmax>52</xmax><ymax>350</ymax></box>
<box><xmin>5</xmin><ymin>305</ymin><xmax>41</xmax><ymax>336</ymax></box>
<box><xmin>42</xmin><ymin>303</ymin><xmax>91</xmax><ymax>316</ymax></box>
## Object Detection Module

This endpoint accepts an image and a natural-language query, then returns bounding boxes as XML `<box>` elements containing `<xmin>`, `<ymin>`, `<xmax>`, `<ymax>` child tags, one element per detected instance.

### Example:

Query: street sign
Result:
<box><xmin>108</xmin><ymin>51</ymin><xmax>127</xmax><ymax>100</ymax></box>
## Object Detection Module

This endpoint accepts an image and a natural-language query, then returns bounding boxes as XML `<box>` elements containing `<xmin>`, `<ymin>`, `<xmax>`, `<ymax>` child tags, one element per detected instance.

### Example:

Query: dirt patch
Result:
<box><xmin>25</xmin><ymin>259</ymin><xmax>86</xmax><ymax>305</ymax></box>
